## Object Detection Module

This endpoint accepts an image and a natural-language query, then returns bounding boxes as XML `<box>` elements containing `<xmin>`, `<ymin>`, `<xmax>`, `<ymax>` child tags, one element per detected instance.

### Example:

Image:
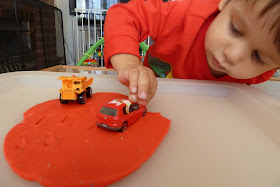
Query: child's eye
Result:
<box><xmin>230</xmin><ymin>21</ymin><xmax>242</xmax><ymax>36</ymax></box>
<box><xmin>252</xmin><ymin>50</ymin><xmax>264</xmax><ymax>64</ymax></box>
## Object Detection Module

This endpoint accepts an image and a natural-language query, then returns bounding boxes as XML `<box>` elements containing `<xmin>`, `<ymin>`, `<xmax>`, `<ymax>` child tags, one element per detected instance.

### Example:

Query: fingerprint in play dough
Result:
<box><xmin>4</xmin><ymin>92</ymin><xmax>170</xmax><ymax>187</ymax></box>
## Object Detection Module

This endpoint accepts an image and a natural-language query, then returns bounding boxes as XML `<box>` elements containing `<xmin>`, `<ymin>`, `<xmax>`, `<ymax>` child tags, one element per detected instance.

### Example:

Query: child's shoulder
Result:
<box><xmin>185</xmin><ymin>0</ymin><xmax>220</xmax><ymax>18</ymax></box>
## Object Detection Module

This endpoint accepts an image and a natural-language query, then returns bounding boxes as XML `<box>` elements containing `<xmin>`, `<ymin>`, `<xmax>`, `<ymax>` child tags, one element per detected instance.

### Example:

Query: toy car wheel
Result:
<box><xmin>120</xmin><ymin>122</ymin><xmax>128</xmax><ymax>132</ymax></box>
<box><xmin>142</xmin><ymin>109</ymin><xmax>147</xmax><ymax>117</ymax></box>
<box><xmin>59</xmin><ymin>94</ymin><xmax>68</xmax><ymax>104</ymax></box>
<box><xmin>78</xmin><ymin>92</ymin><xmax>87</xmax><ymax>104</ymax></box>
<box><xmin>86</xmin><ymin>87</ymin><xmax>92</xmax><ymax>98</ymax></box>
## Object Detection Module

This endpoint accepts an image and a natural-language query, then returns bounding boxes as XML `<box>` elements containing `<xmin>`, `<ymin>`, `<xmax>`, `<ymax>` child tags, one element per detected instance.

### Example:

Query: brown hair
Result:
<box><xmin>225</xmin><ymin>0</ymin><xmax>280</xmax><ymax>53</ymax></box>
<box><xmin>257</xmin><ymin>0</ymin><xmax>280</xmax><ymax>54</ymax></box>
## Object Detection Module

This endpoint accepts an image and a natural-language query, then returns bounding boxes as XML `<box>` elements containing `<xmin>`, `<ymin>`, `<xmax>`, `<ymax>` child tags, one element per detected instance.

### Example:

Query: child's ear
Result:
<box><xmin>218</xmin><ymin>0</ymin><xmax>229</xmax><ymax>11</ymax></box>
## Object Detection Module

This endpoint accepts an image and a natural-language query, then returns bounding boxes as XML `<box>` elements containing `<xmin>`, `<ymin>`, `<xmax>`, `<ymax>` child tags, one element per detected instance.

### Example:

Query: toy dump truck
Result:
<box><xmin>58</xmin><ymin>75</ymin><xmax>93</xmax><ymax>104</ymax></box>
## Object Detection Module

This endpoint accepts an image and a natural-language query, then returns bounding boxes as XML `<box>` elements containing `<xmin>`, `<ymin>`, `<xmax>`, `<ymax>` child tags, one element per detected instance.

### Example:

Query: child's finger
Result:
<box><xmin>146</xmin><ymin>77</ymin><xmax>157</xmax><ymax>103</ymax></box>
<box><xmin>137</xmin><ymin>98</ymin><xmax>147</xmax><ymax>106</ymax></box>
<box><xmin>137</xmin><ymin>70</ymin><xmax>150</xmax><ymax>101</ymax></box>
<box><xmin>128</xmin><ymin>69</ymin><xmax>139</xmax><ymax>94</ymax></box>
<box><xmin>128</xmin><ymin>94</ymin><xmax>138</xmax><ymax>102</ymax></box>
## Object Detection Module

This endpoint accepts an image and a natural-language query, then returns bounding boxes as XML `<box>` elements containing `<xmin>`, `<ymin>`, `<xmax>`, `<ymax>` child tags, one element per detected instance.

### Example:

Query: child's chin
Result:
<box><xmin>209</xmin><ymin>66</ymin><xmax>227</xmax><ymax>78</ymax></box>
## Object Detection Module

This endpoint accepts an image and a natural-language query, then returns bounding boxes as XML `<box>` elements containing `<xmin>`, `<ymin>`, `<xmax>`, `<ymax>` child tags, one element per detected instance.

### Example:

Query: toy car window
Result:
<box><xmin>74</xmin><ymin>81</ymin><xmax>80</xmax><ymax>84</ymax></box>
<box><xmin>123</xmin><ymin>106</ymin><xmax>128</xmax><ymax>115</ymax></box>
<box><xmin>100</xmin><ymin>106</ymin><xmax>117</xmax><ymax>116</ymax></box>
<box><xmin>129</xmin><ymin>106</ymin><xmax>133</xmax><ymax>113</ymax></box>
<box><xmin>131</xmin><ymin>103</ymin><xmax>139</xmax><ymax>111</ymax></box>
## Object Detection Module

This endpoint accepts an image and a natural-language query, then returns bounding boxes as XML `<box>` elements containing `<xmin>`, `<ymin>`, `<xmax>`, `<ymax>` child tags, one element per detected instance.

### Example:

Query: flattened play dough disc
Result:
<box><xmin>4</xmin><ymin>92</ymin><xmax>170</xmax><ymax>187</ymax></box>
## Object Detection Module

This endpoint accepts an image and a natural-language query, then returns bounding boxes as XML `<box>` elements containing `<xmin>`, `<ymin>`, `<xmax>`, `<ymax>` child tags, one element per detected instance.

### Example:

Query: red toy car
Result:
<box><xmin>96</xmin><ymin>99</ymin><xmax>147</xmax><ymax>132</ymax></box>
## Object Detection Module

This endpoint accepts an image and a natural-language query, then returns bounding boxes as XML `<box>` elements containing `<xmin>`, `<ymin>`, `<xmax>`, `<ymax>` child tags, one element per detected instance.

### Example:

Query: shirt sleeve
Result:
<box><xmin>103</xmin><ymin>0</ymin><xmax>190</xmax><ymax>68</ymax></box>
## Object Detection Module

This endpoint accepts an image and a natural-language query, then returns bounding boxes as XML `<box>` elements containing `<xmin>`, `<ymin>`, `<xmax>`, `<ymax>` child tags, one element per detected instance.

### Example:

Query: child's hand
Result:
<box><xmin>111</xmin><ymin>54</ymin><xmax>157</xmax><ymax>105</ymax></box>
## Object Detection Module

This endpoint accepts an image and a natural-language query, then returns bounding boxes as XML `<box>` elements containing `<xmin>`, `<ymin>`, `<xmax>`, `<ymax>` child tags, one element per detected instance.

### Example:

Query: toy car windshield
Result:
<box><xmin>100</xmin><ymin>106</ymin><xmax>117</xmax><ymax>116</ymax></box>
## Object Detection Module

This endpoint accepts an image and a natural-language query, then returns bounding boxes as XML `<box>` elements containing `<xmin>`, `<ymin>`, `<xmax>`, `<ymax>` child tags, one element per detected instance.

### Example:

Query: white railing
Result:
<box><xmin>73</xmin><ymin>8</ymin><xmax>151</xmax><ymax>67</ymax></box>
<box><xmin>74</xmin><ymin>8</ymin><xmax>107</xmax><ymax>67</ymax></box>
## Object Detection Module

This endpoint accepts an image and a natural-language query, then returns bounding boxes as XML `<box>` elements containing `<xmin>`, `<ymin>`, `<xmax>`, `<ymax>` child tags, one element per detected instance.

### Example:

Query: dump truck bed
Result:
<box><xmin>84</xmin><ymin>77</ymin><xmax>93</xmax><ymax>88</ymax></box>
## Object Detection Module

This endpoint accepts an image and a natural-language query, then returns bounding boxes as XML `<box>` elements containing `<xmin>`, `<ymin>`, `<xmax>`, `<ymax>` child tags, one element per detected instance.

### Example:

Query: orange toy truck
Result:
<box><xmin>58</xmin><ymin>75</ymin><xmax>93</xmax><ymax>104</ymax></box>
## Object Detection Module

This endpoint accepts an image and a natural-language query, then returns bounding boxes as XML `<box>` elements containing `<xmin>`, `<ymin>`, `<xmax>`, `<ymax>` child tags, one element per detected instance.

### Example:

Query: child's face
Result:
<box><xmin>205</xmin><ymin>0</ymin><xmax>280</xmax><ymax>79</ymax></box>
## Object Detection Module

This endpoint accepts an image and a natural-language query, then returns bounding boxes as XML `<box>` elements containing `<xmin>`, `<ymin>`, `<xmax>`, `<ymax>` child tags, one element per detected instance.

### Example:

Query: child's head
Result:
<box><xmin>204</xmin><ymin>0</ymin><xmax>280</xmax><ymax>79</ymax></box>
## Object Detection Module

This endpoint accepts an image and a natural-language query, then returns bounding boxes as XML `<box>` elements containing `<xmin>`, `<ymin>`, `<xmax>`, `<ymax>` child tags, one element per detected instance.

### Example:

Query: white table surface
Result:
<box><xmin>1</xmin><ymin>71</ymin><xmax>280</xmax><ymax>187</ymax></box>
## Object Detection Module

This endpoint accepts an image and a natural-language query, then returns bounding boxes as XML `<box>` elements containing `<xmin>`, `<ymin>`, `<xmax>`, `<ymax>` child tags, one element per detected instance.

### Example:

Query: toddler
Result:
<box><xmin>104</xmin><ymin>0</ymin><xmax>280</xmax><ymax>105</ymax></box>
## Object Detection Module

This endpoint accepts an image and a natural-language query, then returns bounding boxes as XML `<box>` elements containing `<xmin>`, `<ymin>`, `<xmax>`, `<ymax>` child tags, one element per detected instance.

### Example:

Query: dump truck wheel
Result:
<box><xmin>78</xmin><ymin>92</ymin><xmax>86</xmax><ymax>104</ymax></box>
<box><xmin>59</xmin><ymin>94</ymin><xmax>68</xmax><ymax>104</ymax></box>
<box><xmin>86</xmin><ymin>87</ymin><xmax>92</xmax><ymax>98</ymax></box>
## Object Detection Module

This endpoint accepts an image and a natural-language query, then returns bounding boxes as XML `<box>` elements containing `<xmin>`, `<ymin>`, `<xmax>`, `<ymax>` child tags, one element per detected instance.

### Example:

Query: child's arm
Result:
<box><xmin>104</xmin><ymin>0</ymin><xmax>187</xmax><ymax>104</ymax></box>
<box><xmin>111</xmin><ymin>54</ymin><xmax>157</xmax><ymax>106</ymax></box>
<box><xmin>104</xmin><ymin>0</ymin><xmax>165</xmax><ymax>105</ymax></box>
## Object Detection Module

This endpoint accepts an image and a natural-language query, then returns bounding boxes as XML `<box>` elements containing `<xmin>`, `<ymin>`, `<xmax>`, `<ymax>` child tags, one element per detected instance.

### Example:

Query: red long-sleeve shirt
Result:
<box><xmin>104</xmin><ymin>0</ymin><xmax>276</xmax><ymax>84</ymax></box>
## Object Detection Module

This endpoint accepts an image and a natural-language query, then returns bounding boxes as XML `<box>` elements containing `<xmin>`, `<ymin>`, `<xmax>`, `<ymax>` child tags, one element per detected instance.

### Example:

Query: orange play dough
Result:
<box><xmin>4</xmin><ymin>92</ymin><xmax>170</xmax><ymax>187</ymax></box>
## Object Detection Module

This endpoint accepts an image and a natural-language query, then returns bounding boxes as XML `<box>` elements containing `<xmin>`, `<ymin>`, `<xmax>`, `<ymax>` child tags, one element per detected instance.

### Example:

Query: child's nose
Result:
<box><xmin>224</xmin><ymin>42</ymin><xmax>248</xmax><ymax>65</ymax></box>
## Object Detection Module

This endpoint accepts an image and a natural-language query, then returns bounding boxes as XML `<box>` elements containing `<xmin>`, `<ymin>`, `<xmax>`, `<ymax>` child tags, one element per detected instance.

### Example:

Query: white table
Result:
<box><xmin>1</xmin><ymin>71</ymin><xmax>280</xmax><ymax>187</ymax></box>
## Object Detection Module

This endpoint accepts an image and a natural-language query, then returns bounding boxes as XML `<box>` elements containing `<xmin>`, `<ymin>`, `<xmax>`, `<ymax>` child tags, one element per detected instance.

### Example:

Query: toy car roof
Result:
<box><xmin>105</xmin><ymin>99</ymin><xmax>132</xmax><ymax>109</ymax></box>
